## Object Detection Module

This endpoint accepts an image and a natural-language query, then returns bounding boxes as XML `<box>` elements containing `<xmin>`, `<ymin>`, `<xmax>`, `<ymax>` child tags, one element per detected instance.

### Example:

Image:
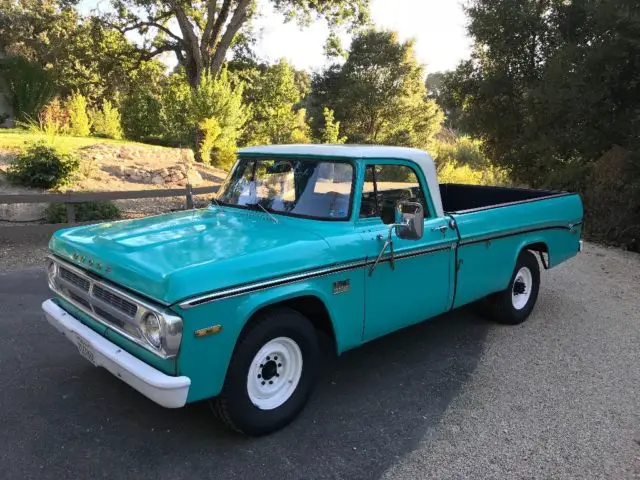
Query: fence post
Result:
<box><xmin>66</xmin><ymin>203</ymin><xmax>76</xmax><ymax>224</ymax></box>
<box><xmin>185</xmin><ymin>184</ymin><xmax>194</xmax><ymax>209</ymax></box>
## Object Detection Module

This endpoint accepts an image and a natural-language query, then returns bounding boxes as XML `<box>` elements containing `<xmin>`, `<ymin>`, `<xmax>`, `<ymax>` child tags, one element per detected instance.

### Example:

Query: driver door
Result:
<box><xmin>357</xmin><ymin>162</ymin><xmax>456</xmax><ymax>341</ymax></box>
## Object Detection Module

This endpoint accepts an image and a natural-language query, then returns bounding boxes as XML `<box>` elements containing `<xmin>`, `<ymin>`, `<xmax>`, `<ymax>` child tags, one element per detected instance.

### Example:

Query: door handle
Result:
<box><xmin>431</xmin><ymin>225</ymin><xmax>448</xmax><ymax>233</ymax></box>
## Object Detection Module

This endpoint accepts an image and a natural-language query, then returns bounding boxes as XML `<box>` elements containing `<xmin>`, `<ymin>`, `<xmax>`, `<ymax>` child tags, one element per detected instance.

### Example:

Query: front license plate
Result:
<box><xmin>75</xmin><ymin>334</ymin><xmax>96</xmax><ymax>366</ymax></box>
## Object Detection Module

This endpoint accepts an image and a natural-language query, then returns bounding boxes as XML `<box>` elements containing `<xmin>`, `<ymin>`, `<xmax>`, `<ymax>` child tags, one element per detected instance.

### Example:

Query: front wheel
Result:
<box><xmin>210</xmin><ymin>307</ymin><xmax>320</xmax><ymax>436</ymax></box>
<box><xmin>485</xmin><ymin>250</ymin><xmax>541</xmax><ymax>325</ymax></box>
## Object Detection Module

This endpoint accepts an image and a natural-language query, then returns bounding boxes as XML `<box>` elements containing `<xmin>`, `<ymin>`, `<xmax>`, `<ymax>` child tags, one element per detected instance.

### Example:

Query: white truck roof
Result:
<box><xmin>238</xmin><ymin>144</ymin><xmax>444</xmax><ymax>217</ymax></box>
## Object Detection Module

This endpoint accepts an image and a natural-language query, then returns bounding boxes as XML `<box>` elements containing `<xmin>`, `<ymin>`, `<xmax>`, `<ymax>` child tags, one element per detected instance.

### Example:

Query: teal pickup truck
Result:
<box><xmin>43</xmin><ymin>145</ymin><xmax>583</xmax><ymax>435</ymax></box>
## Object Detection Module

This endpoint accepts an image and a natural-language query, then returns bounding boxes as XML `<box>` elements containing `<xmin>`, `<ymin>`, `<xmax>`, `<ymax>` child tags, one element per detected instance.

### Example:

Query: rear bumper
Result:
<box><xmin>42</xmin><ymin>299</ymin><xmax>190</xmax><ymax>408</ymax></box>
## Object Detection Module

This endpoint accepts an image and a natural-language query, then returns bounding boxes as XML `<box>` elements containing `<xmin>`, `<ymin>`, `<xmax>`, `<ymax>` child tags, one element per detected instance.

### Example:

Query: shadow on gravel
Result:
<box><xmin>0</xmin><ymin>270</ymin><xmax>490</xmax><ymax>480</ymax></box>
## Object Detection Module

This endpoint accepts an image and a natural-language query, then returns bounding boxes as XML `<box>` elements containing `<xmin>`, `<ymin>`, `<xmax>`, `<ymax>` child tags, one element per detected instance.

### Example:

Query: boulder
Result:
<box><xmin>151</xmin><ymin>175</ymin><xmax>165</xmax><ymax>185</ymax></box>
<box><xmin>186</xmin><ymin>170</ymin><xmax>203</xmax><ymax>186</ymax></box>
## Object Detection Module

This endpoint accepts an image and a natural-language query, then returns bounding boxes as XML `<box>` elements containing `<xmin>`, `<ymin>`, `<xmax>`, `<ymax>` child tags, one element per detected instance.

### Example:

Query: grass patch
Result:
<box><xmin>0</xmin><ymin>129</ymin><xmax>171</xmax><ymax>153</ymax></box>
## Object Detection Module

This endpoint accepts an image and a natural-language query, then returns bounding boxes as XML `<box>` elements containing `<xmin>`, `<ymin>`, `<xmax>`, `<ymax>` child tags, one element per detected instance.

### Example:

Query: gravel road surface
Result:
<box><xmin>0</xmin><ymin>241</ymin><xmax>638</xmax><ymax>479</ymax></box>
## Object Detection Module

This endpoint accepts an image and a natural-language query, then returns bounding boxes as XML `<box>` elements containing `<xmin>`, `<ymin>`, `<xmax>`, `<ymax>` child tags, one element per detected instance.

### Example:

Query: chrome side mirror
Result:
<box><xmin>368</xmin><ymin>201</ymin><xmax>425</xmax><ymax>276</ymax></box>
<box><xmin>395</xmin><ymin>201</ymin><xmax>424</xmax><ymax>240</ymax></box>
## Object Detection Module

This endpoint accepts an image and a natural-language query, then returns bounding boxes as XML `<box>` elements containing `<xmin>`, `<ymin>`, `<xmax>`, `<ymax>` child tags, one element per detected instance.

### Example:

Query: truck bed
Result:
<box><xmin>439</xmin><ymin>183</ymin><xmax>569</xmax><ymax>214</ymax></box>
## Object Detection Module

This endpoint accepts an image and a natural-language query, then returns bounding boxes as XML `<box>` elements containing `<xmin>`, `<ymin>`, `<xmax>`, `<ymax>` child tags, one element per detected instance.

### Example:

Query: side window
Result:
<box><xmin>359</xmin><ymin>164</ymin><xmax>428</xmax><ymax>220</ymax></box>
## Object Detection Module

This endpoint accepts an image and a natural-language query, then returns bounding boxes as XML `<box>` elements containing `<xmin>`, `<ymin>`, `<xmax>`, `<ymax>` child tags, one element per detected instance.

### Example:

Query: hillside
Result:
<box><xmin>0</xmin><ymin>130</ymin><xmax>227</xmax><ymax>222</ymax></box>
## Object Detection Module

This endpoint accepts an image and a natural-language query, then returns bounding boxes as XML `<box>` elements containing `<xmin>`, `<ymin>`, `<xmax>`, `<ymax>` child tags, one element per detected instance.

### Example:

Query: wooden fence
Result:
<box><xmin>0</xmin><ymin>184</ymin><xmax>219</xmax><ymax>240</ymax></box>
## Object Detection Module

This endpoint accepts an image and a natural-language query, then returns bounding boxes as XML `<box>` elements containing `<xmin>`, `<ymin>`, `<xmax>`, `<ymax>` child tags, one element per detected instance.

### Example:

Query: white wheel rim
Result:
<box><xmin>511</xmin><ymin>266</ymin><xmax>533</xmax><ymax>310</ymax></box>
<box><xmin>247</xmin><ymin>337</ymin><xmax>303</xmax><ymax>410</ymax></box>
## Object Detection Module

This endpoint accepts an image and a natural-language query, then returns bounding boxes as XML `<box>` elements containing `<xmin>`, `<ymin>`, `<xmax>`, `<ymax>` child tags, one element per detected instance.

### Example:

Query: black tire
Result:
<box><xmin>210</xmin><ymin>307</ymin><xmax>320</xmax><ymax>436</ymax></box>
<box><xmin>484</xmin><ymin>250</ymin><xmax>541</xmax><ymax>325</ymax></box>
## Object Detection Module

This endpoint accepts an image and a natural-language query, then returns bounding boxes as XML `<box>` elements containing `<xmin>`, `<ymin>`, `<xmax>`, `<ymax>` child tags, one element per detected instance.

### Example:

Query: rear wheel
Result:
<box><xmin>484</xmin><ymin>250</ymin><xmax>541</xmax><ymax>325</ymax></box>
<box><xmin>210</xmin><ymin>307</ymin><xmax>320</xmax><ymax>436</ymax></box>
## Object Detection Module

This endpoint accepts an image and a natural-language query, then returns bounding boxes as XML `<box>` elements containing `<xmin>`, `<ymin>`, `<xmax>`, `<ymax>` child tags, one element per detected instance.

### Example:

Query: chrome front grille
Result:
<box><xmin>51</xmin><ymin>259</ymin><xmax>141</xmax><ymax>339</ymax></box>
<box><xmin>60</xmin><ymin>267</ymin><xmax>90</xmax><ymax>292</ymax></box>
<box><xmin>47</xmin><ymin>255</ymin><xmax>183</xmax><ymax>359</ymax></box>
<box><xmin>93</xmin><ymin>284</ymin><xmax>138</xmax><ymax>317</ymax></box>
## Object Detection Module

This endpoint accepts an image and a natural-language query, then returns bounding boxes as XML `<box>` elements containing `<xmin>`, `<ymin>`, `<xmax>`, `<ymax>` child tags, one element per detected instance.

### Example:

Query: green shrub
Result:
<box><xmin>121</xmin><ymin>61</ymin><xmax>166</xmax><ymax>142</ymax></box>
<box><xmin>29</xmin><ymin>97</ymin><xmax>70</xmax><ymax>136</ymax></box>
<box><xmin>92</xmin><ymin>100</ymin><xmax>124</xmax><ymax>139</ymax></box>
<box><xmin>44</xmin><ymin>201</ymin><xmax>122</xmax><ymax>224</ymax></box>
<box><xmin>6</xmin><ymin>143</ymin><xmax>80</xmax><ymax>189</ymax></box>
<box><xmin>66</xmin><ymin>92</ymin><xmax>91</xmax><ymax>137</ymax></box>
<box><xmin>0</xmin><ymin>56</ymin><xmax>57</xmax><ymax>122</ymax></box>
<box><xmin>198</xmin><ymin>117</ymin><xmax>222</xmax><ymax>164</ymax></box>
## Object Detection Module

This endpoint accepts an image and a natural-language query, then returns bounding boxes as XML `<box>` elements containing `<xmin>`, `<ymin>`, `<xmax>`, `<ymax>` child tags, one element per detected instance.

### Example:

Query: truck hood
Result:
<box><xmin>49</xmin><ymin>208</ymin><xmax>334</xmax><ymax>304</ymax></box>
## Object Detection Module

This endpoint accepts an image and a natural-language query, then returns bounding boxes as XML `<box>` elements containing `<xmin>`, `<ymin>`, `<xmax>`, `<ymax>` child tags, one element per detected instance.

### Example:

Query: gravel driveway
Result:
<box><xmin>0</xmin><ymin>241</ymin><xmax>638</xmax><ymax>479</ymax></box>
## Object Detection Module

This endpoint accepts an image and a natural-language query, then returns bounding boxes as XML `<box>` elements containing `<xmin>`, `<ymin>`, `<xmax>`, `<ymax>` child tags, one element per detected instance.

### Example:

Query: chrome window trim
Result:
<box><xmin>47</xmin><ymin>255</ymin><xmax>182</xmax><ymax>359</ymax></box>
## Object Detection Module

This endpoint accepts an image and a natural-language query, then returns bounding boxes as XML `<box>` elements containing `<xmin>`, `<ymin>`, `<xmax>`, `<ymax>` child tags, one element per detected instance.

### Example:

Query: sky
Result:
<box><xmin>79</xmin><ymin>0</ymin><xmax>471</xmax><ymax>75</ymax></box>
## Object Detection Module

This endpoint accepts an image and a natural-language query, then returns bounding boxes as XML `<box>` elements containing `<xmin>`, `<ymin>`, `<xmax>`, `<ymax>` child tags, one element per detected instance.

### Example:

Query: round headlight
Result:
<box><xmin>47</xmin><ymin>261</ymin><xmax>58</xmax><ymax>289</ymax></box>
<box><xmin>140</xmin><ymin>312</ymin><xmax>162</xmax><ymax>349</ymax></box>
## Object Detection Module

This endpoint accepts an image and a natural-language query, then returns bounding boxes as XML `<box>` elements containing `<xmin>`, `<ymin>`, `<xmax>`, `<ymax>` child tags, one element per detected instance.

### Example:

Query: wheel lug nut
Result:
<box><xmin>261</xmin><ymin>381</ymin><xmax>265</xmax><ymax>385</ymax></box>
<box><xmin>276</xmin><ymin>373</ymin><xmax>279</xmax><ymax>377</ymax></box>
<box><xmin>274</xmin><ymin>356</ymin><xmax>278</xmax><ymax>360</ymax></box>
<box><xmin>278</xmin><ymin>363</ymin><xmax>282</xmax><ymax>367</ymax></box>
<box><xmin>269</xmin><ymin>381</ymin><xmax>273</xmax><ymax>384</ymax></box>
<box><xmin>257</xmin><ymin>374</ymin><xmax>261</xmax><ymax>378</ymax></box>
<box><xmin>259</xmin><ymin>364</ymin><xmax>263</xmax><ymax>368</ymax></box>
<box><xmin>266</xmin><ymin>356</ymin><xmax>270</xmax><ymax>360</ymax></box>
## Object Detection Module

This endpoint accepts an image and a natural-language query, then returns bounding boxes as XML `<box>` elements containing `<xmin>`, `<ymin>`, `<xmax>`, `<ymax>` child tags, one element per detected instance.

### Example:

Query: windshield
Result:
<box><xmin>217</xmin><ymin>157</ymin><xmax>354</xmax><ymax>220</ymax></box>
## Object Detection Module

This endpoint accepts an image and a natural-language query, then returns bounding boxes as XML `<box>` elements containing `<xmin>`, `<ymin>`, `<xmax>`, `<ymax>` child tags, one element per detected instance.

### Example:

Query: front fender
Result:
<box><xmin>173</xmin><ymin>268</ymin><xmax>365</xmax><ymax>402</ymax></box>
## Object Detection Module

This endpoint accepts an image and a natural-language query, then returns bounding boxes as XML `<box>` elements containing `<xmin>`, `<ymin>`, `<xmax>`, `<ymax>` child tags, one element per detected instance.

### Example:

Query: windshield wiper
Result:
<box><xmin>245</xmin><ymin>202</ymin><xmax>279</xmax><ymax>224</ymax></box>
<box><xmin>210</xmin><ymin>196</ymin><xmax>228</xmax><ymax>215</ymax></box>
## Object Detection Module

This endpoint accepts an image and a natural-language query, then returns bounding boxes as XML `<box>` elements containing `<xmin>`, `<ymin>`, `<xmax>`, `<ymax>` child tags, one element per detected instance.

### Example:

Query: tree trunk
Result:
<box><xmin>194</xmin><ymin>127</ymin><xmax>206</xmax><ymax>163</ymax></box>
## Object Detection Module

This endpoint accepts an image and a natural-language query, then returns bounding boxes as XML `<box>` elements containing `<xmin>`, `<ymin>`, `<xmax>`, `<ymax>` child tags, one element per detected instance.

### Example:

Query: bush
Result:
<box><xmin>436</xmin><ymin>161</ymin><xmax>508</xmax><ymax>185</ymax></box>
<box><xmin>6</xmin><ymin>143</ymin><xmax>80</xmax><ymax>189</ymax></box>
<box><xmin>26</xmin><ymin>97</ymin><xmax>70</xmax><ymax>136</ymax></box>
<box><xmin>66</xmin><ymin>92</ymin><xmax>91</xmax><ymax>137</ymax></box>
<box><xmin>0</xmin><ymin>56</ymin><xmax>57</xmax><ymax>122</ymax></box>
<box><xmin>432</xmin><ymin>137</ymin><xmax>509</xmax><ymax>186</ymax></box>
<box><xmin>92</xmin><ymin>100</ymin><xmax>123</xmax><ymax>139</ymax></box>
<box><xmin>44</xmin><ymin>201</ymin><xmax>122</xmax><ymax>224</ymax></box>
<box><xmin>198</xmin><ymin>117</ymin><xmax>222</xmax><ymax>164</ymax></box>
<box><xmin>189</xmin><ymin>70</ymin><xmax>248</xmax><ymax>165</ymax></box>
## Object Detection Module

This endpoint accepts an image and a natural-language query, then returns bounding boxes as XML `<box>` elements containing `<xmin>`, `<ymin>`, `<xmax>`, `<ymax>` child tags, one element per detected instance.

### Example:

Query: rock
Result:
<box><xmin>151</xmin><ymin>175</ymin><xmax>165</xmax><ymax>185</ymax></box>
<box><xmin>129</xmin><ymin>174</ymin><xmax>143</xmax><ymax>182</ymax></box>
<box><xmin>181</xmin><ymin>149</ymin><xmax>195</xmax><ymax>163</ymax></box>
<box><xmin>123</xmin><ymin>167</ymin><xmax>136</xmax><ymax>177</ymax></box>
<box><xmin>176</xmin><ymin>179</ymin><xmax>188</xmax><ymax>186</ymax></box>
<box><xmin>0</xmin><ymin>203</ymin><xmax>46</xmax><ymax>222</ymax></box>
<box><xmin>186</xmin><ymin>170</ymin><xmax>203</xmax><ymax>186</ymax></box>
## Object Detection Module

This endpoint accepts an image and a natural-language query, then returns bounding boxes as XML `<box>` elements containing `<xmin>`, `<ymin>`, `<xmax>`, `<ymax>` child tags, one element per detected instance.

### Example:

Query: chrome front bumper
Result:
<box><xmin>42</xmin><ymin>299</ymin><xmax>190</xmax><ymax>408</ymax></box>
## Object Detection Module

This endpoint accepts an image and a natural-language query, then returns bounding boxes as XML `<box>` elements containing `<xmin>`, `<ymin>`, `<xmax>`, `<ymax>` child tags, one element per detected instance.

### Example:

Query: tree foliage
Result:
<box><xmin>0</xmin><ymin>56</ymin><xmax>57</xmax><ymax>122</ymax></box>
<box><xmin>242</xmin><ymin>59</ymin><xmax>310</xmax><ymax>145</ymax></box>
<box><xmin>0</xmin><ymin>1</ymin><xmax>138</xmax><ymax>104</ymax></box>
<box><xmin>318</xmin><ymin>107</ymin><xmax>346</xmax><ymax>144</ymax></box>
<box><xmin>443</xmin><ymin>0</ymin><xmax>640</xmax><ymax>185</ymax></box>
<box><xmin>105</xmin><ymin>0</ymin><xmax>370</xmax><ymax>88</ymax></box>
<box><xmin>311</xmin><ymin>30</ymin><xmax>443</xmax><ymax>148</ymax></box>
